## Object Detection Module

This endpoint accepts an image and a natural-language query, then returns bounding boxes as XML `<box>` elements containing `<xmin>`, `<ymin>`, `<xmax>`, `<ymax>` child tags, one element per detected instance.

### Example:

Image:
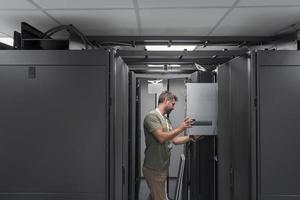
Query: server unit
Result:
<box><xmin>183</xmin><ymin>71</ymin><xmax>217</xmax><ymax>200</ymax></box>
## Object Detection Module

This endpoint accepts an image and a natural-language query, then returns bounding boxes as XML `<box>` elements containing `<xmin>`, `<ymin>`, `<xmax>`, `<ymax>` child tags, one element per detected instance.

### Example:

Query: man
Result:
<box><xmin>143</xmin><ymin>91</ymin><xmax>193</xmax><ymax>200</ymax></box>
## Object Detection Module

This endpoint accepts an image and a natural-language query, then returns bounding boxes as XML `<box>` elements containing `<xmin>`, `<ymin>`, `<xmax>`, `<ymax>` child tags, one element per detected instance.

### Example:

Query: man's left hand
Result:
<box><xmin>189</xmin><ymin>135</ymin><xmax>205</xmax><ymax>142</ymax></box>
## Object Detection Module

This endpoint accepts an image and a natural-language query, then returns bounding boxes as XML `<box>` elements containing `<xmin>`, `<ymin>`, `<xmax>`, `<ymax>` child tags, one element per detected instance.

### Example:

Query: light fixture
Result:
<box><xmin>145</xmin><ymin>45</ymin><xmax>196</xmax><ymax>51</ymax></box>
<box><xmin>168</xmin><ymin>64</ymin><xmax>181</xmax><ymax>67</ymax></box>
<box><xmin>195</xmin><ymin>63</ymin><xmax>207</xmax><ymax>72</ymax></box>
<box><xmin>148</xmin><ymin>79</ymin><xmax>163</xmax><ymax>84</ymax></box>
<box><xmin>0</xmin><ymin>37</ymin><xmax>13</xmax><ymax>46</ymax></box>
<box><xmin>148</xmin><ymin>64</ymin><xmax>165</xmax><ymax>68</ymax></box>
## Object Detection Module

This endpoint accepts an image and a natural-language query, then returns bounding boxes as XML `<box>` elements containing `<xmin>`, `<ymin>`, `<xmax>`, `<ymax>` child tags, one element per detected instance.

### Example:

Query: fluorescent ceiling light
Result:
<box><xmin>148</xmin><ymin>79</ymin><xmax>163</xmax><ymax>84</ymax></box>
<box><xmin>168</xmin><ymin>64</ymin><xmax>181</xmax><ymax>67</ymax></box>
<box><xmin>148</xmin><ymin>64</ymin><xmax>164</xmax><ymax>68</ymax></box>
<box><xmin>146</xmin><ymin>45</ymin><xmax>196</xmax><ymax>51</ymax></box>
<box><xmin>0</xmin><ymin>37</ymin><xmax>13</xmax><ymax>46</ymax></box>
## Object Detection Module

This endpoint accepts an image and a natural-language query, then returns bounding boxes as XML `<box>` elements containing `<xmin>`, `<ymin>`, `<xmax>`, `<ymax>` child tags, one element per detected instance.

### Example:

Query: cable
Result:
<box><xmin>42</xmin><ymin>25</ymin><xmax>87</xmax><ymax>49</ymax></box>
<box><xmin>70</xmin><ymin>24</ymin><xmax>94</xmax><ymax>49</ymax></box>
<box><xmin>194</xmin><ymin>63</ymin><xmax>207</xmax><ymax>72</ymax></box>
<box><xmin>42</xmin><ymin>24</ymin><xmax>95</xmax><ymax>49</ymax></box>
<box><xmin>0</xmin><ymin>31</ymin><xmax>13</xmax><ymax>38</ymax></box>
<box><xmin>42</xmin><ymin>25</ymin><xmax>69</xmax><ymax>38</ymax></box>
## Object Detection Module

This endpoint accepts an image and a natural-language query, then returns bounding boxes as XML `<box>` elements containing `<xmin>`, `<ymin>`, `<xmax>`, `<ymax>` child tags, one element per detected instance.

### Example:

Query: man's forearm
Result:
<box><xmin>165</xmin><ymin>127</ymin><xmax>184</xmax><ymax>141</ymax></box>
<box><xmin>172</xmin><ymin>135</ymin><xmax>190</xmax><ymax>145</ymax></box>
<box><xmin>153</xmin><ymin>118</ymin><xmax>192</xmax><ymax>144</ymax></box>
<box><xmin>153</xmin><ymin>127</ymin><xmax>185</xmax><ymax>144</ymax></box>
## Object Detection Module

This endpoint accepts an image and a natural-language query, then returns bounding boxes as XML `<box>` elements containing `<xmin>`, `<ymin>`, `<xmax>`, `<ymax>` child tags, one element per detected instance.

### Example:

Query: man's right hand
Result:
<box><xmin>179</xmin><ymin>118</ymin><xmax>193</xmax><ymax>130</ymax></box>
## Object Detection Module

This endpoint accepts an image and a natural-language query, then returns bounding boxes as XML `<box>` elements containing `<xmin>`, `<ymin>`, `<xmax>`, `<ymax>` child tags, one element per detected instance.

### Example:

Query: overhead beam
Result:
<box><xmin>88</xmin><ymin>32</ymin><xmax>298</xmax><ymax>47</ymax></box>
<box><xmin>123</xmin><ymin>58</ymin><xmax>230</xmax><ymax>65</ymax></box>
<box><xmin>117</xmin><ymin>50</ymin><xmax>247</xmax><ymax>57</ymax></box>
<box><xmin>97</xmin><ymin>41</ymin><xmax>254</xmax><ymax>46</ymax></box>
<box><xmin>129</xmin><ymin>65</ymin><xmax>196</xmax><ymax>70</ymax></box>
<box><xmin>88</xmin><ymin>36</ymin><xmax>273</xmax><ymax>42</ymax></box>
<box><xmin>88</xmin><ymin>36</ymin><xmax>275</xmax><ymax>47</ymax></box>
<box><xmin>135</xmin><ymin>73</ymin><xmax>192</xmax><ymax>79</ymax></box>
<box><xmin>131</xmin><ymin>70</ymin><xmax>196</xmax><ymax>74</ymax></box>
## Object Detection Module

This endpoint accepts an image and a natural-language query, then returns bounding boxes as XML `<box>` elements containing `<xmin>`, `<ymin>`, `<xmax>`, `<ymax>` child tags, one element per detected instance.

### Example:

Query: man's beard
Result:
<box><xmin>164</xmin><ymin>107</ymin><xmax>172</xmax><ymax>115</ymax></box>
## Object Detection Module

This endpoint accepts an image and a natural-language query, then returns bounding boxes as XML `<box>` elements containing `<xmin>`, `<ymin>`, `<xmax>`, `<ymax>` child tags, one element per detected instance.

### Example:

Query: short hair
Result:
<box><xmin>158</xmin><ymin>91</ymin><xmax>178</xmax><ymax>104</ymax></box>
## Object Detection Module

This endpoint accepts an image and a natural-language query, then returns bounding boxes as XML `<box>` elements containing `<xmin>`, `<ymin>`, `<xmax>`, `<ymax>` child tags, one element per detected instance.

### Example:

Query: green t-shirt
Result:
<box><xmin>143</xmin><ymin>109</ymin><xmax>173</xmax><ymax>170</ymax></box>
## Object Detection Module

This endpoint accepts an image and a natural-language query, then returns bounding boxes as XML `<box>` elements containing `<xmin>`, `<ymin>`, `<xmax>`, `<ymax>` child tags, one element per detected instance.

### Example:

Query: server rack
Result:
<box><xmin>256</xmin><ymin>51</ymin><xmax>300</xmax><ymax>200</ymax></box>
<box><xmin>1</xmin><ymin>50</ymin><xmax>300</xmax><ymax>200</ymax></box>
<box><xmin>186</xmin><ymin>136</ymin><xmax>216</xmax><ymax>200</ymax></box>
<box><xmin>182</xmin><ymin>71</ymin><xmax>217</xmax><ymax>200</ymax></box>
<box><xmin>110</xmin><ymin>52</ymin><xmax>130</xmax><ymax>200</ymax></box>
<box><xmin>0</xmin><ymin>50</ymin><xmax>131</xmax><ymax>200</ymax></box>
<box><xmin>218</xmin><ymin>50</ymin><xmax>300</xmax><ymax>200</ymax></box>
<box><xmin>218</xmin><ymin>55</ymin><xmax>252</xmax><ymax>200</ymax></box>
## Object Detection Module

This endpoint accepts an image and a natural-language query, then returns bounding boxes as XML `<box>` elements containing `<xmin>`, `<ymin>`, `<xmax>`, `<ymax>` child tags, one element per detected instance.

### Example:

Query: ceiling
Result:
<box><xmin>1</xmin><ymin>0</ymin><xmax>300</xmax><ymax>39</ymax></box>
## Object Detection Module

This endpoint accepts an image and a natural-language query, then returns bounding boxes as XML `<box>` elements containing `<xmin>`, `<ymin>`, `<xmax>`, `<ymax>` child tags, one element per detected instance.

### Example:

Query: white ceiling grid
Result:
<box><xmin>138</xmin><ymin>0</ymin><xmax>236</xmax><ymax>8</ymax></box>
<box><xmin>0</xmin><ymin>0</ymin><xmax>300</xmax><ymax>38</ymax></box>
<box><xmin>0</xmin><ymin>0</ymin><xmax>35</xmax><ymax>9</ymax></box>
<box><xmin>139</xmin><ymin>8</ymin><xmax>229</xmax><ymax>36</ymax></box>
<box><xmin>238</xmin><ymin>0</ymin><xmax>300</xmax><ymax>7</ymax></box>
<box><xmin>47</xmin><ymin>10</ymin><xmax>139</xmax><ymax>35</ymax></box>
<box><xmin>212</xmin><ymin>7</ymin><xmax>300</xmax><ymax>36</ymax></box>
<box><xmin>0</xmin><ymin>10</ymin><xmax>58</xmax><ymax>37</ymax></box>
<box><xmin>32</xmin><ymin>0</ymin><xmax>134</xmax><ymax>9</ymax></box>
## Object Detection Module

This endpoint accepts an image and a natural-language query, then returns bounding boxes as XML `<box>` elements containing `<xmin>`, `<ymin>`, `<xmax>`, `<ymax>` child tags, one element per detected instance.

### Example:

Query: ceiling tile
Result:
<box><xmin>212</xmin><ymin>7</ymin><xmax>300</xmax><ymax>36</ymax></box>
<box><xmin>140</xmin><ymin>8</ymin><xmax>229</xmax><ymax>36</ymax></box>
<box><xmin>138</xmin><ymin>0</ymin><xmax>235</xmax><ymax>8</ymax></box>
<box><xmin>33</xmin><ymin>0</ymin><xmax>134</xmax><ymax>9</ymax></box>
<box><xmin>0</xmin><ymin>33</ymin><xmax>7</xmax><ymax>37</ymax></box>
<box><xmin>0</xmin><ymin>0</ymin><xmax>36</xmax><ymax>9</ymax></box>
<box><xmin>47</xmin><ymin>10</ymin><xmax>138</xmax><ymax>35</ymax></box>
<box><xmin>0</xmin><ymin>10</ymin><xmax>58</xmax><ymax>37</ymax></box>
<box><xmin>239</xmin><ymin>0</ymin><xmax>300</xmax><ymax>6</ymax></box>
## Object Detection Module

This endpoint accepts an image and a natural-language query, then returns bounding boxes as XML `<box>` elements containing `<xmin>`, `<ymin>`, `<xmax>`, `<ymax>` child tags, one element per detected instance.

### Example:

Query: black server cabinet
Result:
<box><xmin>0</xmin><ymin>50</ymin><xmax>110</xmax><ymax>200</ymax></box>
<box><xmin>128</xmin><ymin>71</ymin><xmax>138</xmax><ymax>200</ymax></box>
<box><xmin>256</xmin><ymin>51</ymin><xmax>300</xmax><ymax>200</ymax></box>
<box><xmin>109</xmin><ymin>53</ymin><xmax>130</xmax><ymax>200</ymax></box>
<box><xmin>218</xmin><ymin>56</ymin><xmax>252</xmax><ymax>200</ymax></box>
<box><xmin>218</xmin><ymin>50</ymin><xmax>300</xmax><ymax>200</ymax></box>
<box><xmin>188</xmin><ymin>136</ymin><xmax>216</xmax><ymax>200</ymax></box>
